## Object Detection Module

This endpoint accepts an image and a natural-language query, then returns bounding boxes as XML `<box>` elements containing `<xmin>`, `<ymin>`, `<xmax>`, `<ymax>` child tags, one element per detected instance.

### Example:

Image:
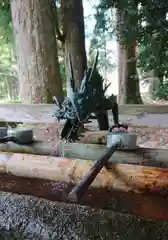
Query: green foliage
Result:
<box><xmin>60</xmin><ymin>62</ymin><xmax>66</xmax><ymax>84</ymax></box>
<box><xmin>89</xmin><ymin>33</ymin><xmax>116</xmax><ymax>75</ymax></box>
<box><xmin>88</xmin><ymin>6</ymin><xmax>116</xmax><ymax>77</ymax></box>
<box><xmin>137</xmin><ymin>1</ymin><xmax>168</xmax><ymax>98</ymax></box>
<box><xmin>0</xmin><ymin>0</ymin><xmax>18</xmax><ymax>100</ymax></box>
<box><xmin>136</xmin><ymin>1</ymin><xmax>168</xmax><ymax>81</ymax></box>
<box><xmin>0</xmin><ymin>0</ymin><xmax>13</xmax><ymax>44</ymax></box>
<box><xmin>59</xmin><ymin>62</ymin><xmax>67</xmax><ymax>96</ymax></box>
<box><xmin>7</xmin><ymin>99</ymin><xmax>21</xmax><ymax>103</ymax></box>
<box><xmin>156</xmin><ymin>81</ymin><xmax>168</xmax><ymax>100</ymax></box>
<box><xmin>0</xmin><ymin>43</ymin><xmax>18</xmax><ymax>99</ymax></box>
<box><xmin>96</xmin><ymin>0</ymin><xmax>168</xmax><ymax>100</ymax></box>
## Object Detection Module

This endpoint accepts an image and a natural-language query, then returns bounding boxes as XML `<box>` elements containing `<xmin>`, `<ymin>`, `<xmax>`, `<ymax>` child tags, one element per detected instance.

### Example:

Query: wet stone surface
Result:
<box><xmin>1</xmin><ymin>191</ymin><xmax>168</xmax><ymax>239</ymax></box>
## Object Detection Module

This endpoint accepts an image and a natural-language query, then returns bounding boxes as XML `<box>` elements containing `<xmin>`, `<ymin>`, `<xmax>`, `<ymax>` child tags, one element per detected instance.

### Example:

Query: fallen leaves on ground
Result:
<box><xmin>32</xmin><ymin>122</ymin><xmax>61</xmax><ymax>155</ymax></box>
<box><xmin>31</xmin><ymin>123</ymin><xmax>168</xmax><ymax>149</ymax></box>
<box><xmin>128</xmin><ymin>126</ymin><xmax>168</xmax><ymax>148</ymax></box>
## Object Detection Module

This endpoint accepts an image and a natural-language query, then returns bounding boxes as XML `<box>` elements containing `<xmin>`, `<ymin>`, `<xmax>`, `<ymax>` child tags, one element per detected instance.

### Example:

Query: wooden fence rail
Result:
<box><xmin>0</xmin><ymin>103</ymin><xmax>168</xmax><ymax>126</ymax></box>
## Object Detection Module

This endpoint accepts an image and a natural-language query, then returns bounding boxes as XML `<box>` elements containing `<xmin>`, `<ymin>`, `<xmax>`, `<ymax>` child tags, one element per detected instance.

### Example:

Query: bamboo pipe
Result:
<box><xmin>1</xmin><ymin>153</ymin><xmax>168</xmax><ymax>196</ymax></box>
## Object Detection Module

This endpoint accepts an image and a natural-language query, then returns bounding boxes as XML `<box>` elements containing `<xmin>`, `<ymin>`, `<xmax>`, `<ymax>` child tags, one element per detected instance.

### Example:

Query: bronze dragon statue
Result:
<box><xmin>53</xmin><ymin>52</ymin><xmax>127</xmax><ymax>142</ymax></box>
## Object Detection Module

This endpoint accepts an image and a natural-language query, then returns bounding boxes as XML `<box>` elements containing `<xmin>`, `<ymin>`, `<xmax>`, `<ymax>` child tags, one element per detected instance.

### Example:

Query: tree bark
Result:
<box><xmin>116</xmin><ymin>8</ymin><xmax>142</xmax><ymax>104</ymax></box>
<box><xmin>125</xmin><ymin>43</ymin><xmax>143</xmax><ymax>104</ymax></box>
<box><xmin>61</xmin><ymin>0</ymin><xmax>87</xmax><ymax>95</ymax></box>
<box><xmin>10</xmin><ymin>0</ymin><xmax>64</xmax><ymax>103</ymax></box>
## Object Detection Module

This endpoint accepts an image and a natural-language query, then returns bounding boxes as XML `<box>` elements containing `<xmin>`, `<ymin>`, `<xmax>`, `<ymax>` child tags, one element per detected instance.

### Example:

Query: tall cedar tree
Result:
<box><xmin>95</xmin><ymin>1</ymin><xmax>142</xmax><ymax>104</ymax></box>
<box><xmin>10</xmin><ymin>0</ymin><xmax>64</xmax><ymax>103</ymax></box>
<box><xmin>116</xmin><ymin>8</ymin><xmax>142</xmax><ymax>104</ymax></box>
<box><xmin>60</xmin><ymin>0</ymin><xmax>87</xmax><ymax>96</ymax></box>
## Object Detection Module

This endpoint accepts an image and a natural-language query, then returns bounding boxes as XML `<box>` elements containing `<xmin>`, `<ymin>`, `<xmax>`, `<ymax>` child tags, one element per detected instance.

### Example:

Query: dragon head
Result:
<box><xmin>54</xmin><ymin>51</ymin><xmax>102</xmax><ymax>123</ymax></box>
<box><xmin>53</xmin><ymin>51</ymin><xmax>112</xmax><ymax>141</ymax></box>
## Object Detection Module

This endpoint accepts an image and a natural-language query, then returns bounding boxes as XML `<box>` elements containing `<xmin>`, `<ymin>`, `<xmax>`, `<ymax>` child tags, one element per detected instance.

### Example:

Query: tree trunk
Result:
<box><xmin>116</xmin><ymin>8</ymin><xmax>142</xmax><ymax>104</ymax></box>
<box><xmin>125</xmin><ymin>44</ymin><xmax>142</xmax><ymax>104</ymax></box>
<box><xmin>10</xmin><ymin>0</ymin><xmax>64</xmax><ymax>103</ymax></box>
<box><xmin>61</xmin><ymin>0</ymin><xmax>87</xmax><ymax>96</ymax></box>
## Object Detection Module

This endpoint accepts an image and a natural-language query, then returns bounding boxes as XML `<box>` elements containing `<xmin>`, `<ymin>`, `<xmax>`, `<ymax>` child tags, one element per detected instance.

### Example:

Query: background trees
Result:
<box><xmin>55</xmin><ymin>0</ymin><xmax>87</xmax><ymax>96</ymax></box>
<box><xmin>0</xmin><ymin>0</ymin><xmax>168</xmax><ymax>104</ymax></box>
<box><xmin>94</xmin><ymin>0</ymin><xmax>168</xmax><ymax>102</ymax></box>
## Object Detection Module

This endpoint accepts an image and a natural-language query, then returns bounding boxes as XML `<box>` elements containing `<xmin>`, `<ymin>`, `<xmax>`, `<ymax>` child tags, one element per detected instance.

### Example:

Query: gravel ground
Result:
<box><xmin>1</xmin><ymin>191</ymin><xmax>168</xmax><ymax>240</ymax></box>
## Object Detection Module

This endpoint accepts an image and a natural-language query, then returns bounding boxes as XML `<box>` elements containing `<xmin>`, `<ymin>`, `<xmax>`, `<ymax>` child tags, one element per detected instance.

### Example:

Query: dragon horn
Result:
<box><xmin>103</xmin><ymin>83</ymin><xmax>111</xmax><ymax>94</ymax></box>
<box><xmin>87</xmin><ymin>51</ymin><xmax>99</xmax><ymax>83</ymax></box>
<box><xmin>79</xmin><ymin>68</ymin><xmax>89</xmax><ymax>93</ymax></box>
<box><xmin>53</xmin><ymin>96</ymin><xmax>62</xmax><ymax>107</ymax></box>
<box><xmin>69</xmin><ymin>53</ymin><xmax>75</xmax><ymax>93</ymax></box>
